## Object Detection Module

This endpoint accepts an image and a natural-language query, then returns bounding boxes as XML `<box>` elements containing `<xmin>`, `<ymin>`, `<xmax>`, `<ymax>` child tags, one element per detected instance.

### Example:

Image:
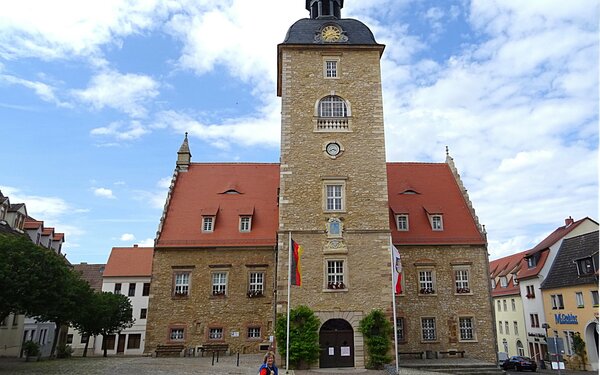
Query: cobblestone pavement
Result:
<box><xmin>0</xmin><ymin>355</ymin><xmax>445</xmax><ymax>375</ymax></box>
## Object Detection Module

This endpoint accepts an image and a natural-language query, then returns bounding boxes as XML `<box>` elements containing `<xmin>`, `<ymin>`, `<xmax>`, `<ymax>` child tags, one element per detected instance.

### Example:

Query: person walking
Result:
<box><xmin>258</xmin><ymin>351</ymin><xmax>278</xmax><ymax>375</ymax></box>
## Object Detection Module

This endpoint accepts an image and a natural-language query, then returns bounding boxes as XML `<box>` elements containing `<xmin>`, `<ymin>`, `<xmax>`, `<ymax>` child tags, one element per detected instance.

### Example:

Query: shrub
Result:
<box><xmin>56</xmin><ymin>343</ymin><xmax>74</xmax><ymax>358</ymax></box>
<box><xmin>359</xmin><ymin>309</ymin><xmax>392</xmax><ymax>369</ymax></box>
<box><xmin>23</xmin><ymin>340</ymin><xmax>40</xmax><ymax>360</ymax></box>
<box><xmin>275</xmin><ymin>305</ymin><xmax>320</xmax><ymax>369</ymax></box>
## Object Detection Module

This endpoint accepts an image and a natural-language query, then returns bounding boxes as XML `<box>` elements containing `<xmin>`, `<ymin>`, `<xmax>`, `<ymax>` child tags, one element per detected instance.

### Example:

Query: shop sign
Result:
<box><xmin>554</xmin><ymin>313</ymin><xmax>578</xmax><ymax>324</ymax></box>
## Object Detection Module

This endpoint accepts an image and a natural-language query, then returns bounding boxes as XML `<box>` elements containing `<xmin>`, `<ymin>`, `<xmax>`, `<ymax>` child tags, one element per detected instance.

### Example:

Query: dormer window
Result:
<box><xmin>526</xmin><ymin>254</ymin><xmax>538</xmax><ymax>268</ymax></box>
<box><xmin>500</xmin><ymin>276</ymin><xmax>508</xmax><ymax>287</ymax></box>
<box><xmin>575</xmin><ymin>257</ymin><xmax>595</xmax><ymax>276</ymax></box>
<box><xmin>202</xmin><ymin>216</ymin><xmax>214</xmax><ymax>232</ymax></box>
<box><xmin>396</xmin><ymin>215</ymin><xmax>409</xmax><ymax>231</ymax></box>
<box><xmin>431</xmin><ymin>215</ymin><xmax>443</xmax><ymax>231</ymax></box>
<box><xmin>491</xmin><ymin>279</ymin><xmax>496</xmax><ymax>289</ymax></box>
<box><xmin>240</xmin><ymin>216</ymin><xmax>252</xmax><ymax>232</ymax></box>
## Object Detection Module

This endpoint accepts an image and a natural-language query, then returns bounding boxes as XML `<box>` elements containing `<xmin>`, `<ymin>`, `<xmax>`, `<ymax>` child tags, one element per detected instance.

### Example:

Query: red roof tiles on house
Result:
<box><xmin>73</xmin><ymin>263</ymin><xmax>106</xmax><ymax>291</ymax></box>
<box><xmin>23</xmin><ymin>219</ymin><xmax>43</xmax><ymax>230</ymax></box>
<box><xmin>103</xmin><ymin>247</ymin><xmax>153</xmax><ymax>277</ymax></box>
<box><xmin>387</xmin><ymin>163</ymin><xmax>485</xmax><ymax>245</ymax></box>
<box><xmin>157</xmin><ymin>163</ymin><xmax>280</xmax><ymax>248</ymax></box>
<box><xmin>489</xmin><ymin>251</ymin><xmax>525</xmax><ymax>297</ymax></box>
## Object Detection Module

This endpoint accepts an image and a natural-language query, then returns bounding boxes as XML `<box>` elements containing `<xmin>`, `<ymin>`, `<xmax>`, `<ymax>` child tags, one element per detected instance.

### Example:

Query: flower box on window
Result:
<box><xmin>456</xmin><ymin>288</ymin><xmax>470</xmax><ymax>294</ymax></box>
<box><xmin>327</xmin><ymin>282</ymin><xmax>345</xmax><ymax>290</ymax></box>
<box><xmin>212</xmin><ymin>290</ymin><xmax>226</xmax><ymax>296</ymax></box>
<box><xmin>420</xmin><ymin>288</ymin><xmax>435</xmax><ymax>294</ymax></box>
<box><xmin>247</xmin><ymin>290</ymin><xmax>264</xmax><ymax>298</ymax></box>
<box><xmin>174</xmin><ymin>292</ymin><xmax>188</xmax><ymax>297</ymax></box>
<box><xmin>526</xmin><ymin>294</ymin><xmax>534</xmax><ymax>299</ymax></box>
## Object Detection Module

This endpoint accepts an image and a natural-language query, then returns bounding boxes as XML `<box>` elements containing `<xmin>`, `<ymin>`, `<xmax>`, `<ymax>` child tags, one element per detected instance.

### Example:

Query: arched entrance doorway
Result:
<box><xmin>584</xmin><ymin>321</ymin><xmax>599</xmax><ymax>371</ymax></box>
<box><xmin>319</xmin><ymin>319</ymin><xmax>354</xmax><ymax>368</ymax></box>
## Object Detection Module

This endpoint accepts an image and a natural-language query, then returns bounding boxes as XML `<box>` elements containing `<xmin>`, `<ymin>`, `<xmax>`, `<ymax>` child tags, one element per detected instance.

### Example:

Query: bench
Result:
<box><xmin>438</xmin><ymin>349</ymin><xmax>465</xmax><ymax>358</ymax></box>
<box><xmin>155</xmin><ymin>344</ymin><xmax>185</xmax><ymax>357</ymax></box>
<box><xmin>198</xmin><ymin>343</ymin><xmax>229</xmax><ymax>357</ymax></box>
<box><xmin>398</xmin><ymin>351</ymin><xmax>424</xmax><ymax>359</ymax></box>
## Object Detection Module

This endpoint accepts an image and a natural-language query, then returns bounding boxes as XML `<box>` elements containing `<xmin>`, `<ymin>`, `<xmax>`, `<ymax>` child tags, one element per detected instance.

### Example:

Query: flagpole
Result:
<box><xmin>285</xmin><ymin>231</ymin><xmax>292</xmax><ymax>373</ymax></box>
<box><xmin>389</xmin><ymin>236</ymin><xmax>399</xmax><ymax>375</ymax></box>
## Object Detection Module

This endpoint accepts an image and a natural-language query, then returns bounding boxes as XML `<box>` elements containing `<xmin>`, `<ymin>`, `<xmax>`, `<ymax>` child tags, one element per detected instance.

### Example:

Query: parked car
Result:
<box><xmin>501</xmin><ymin>356</ymin><xmax>537</xmax><ymax>372</ymax></box>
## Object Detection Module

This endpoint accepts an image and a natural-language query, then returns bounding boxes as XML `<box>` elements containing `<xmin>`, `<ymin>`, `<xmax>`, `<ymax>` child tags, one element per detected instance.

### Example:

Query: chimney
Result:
<box><xmin>565</xmin><ymin>216</ymin><xmax>574</xmax><ymax>227</ymax></box>
<box><xmin>133</xmin><ymin>244</ymin><xmax>138</xmax><ymax>248</ymax></box>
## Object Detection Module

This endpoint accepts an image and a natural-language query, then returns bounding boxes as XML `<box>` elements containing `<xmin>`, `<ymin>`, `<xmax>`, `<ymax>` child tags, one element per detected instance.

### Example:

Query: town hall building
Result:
<box><xmin>144</xmin><ymin>0</ymin><xmax>496</xmax><ymax>368</ymax></box>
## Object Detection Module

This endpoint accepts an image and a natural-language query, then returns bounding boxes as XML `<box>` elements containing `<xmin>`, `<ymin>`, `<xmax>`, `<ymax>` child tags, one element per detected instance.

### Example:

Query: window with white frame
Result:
<box><xmin>459</xmin><ymin>317</ymin><xmax>475</xmax><ymax>341</ymax></box>
<box><xmin>325</xmin><ymin>183</ymin><xmax>344</xmax><ymax>211</ymax></box>
<box><xmin>497</xmin><ymin>300</ymin><xmax>501</xmax><ymax>311</ymax></box>
<box><xmin>247</xmin><ymin>327</ymin><xmax>261</xmax><ymax>339</ymax></box>
<box><xmin>575</xmin><ymin>292</ymin><xmax>584</xmax><ymax>308</ymax></box>
<box><xmin>418</xmin><ymin>270</ymin><xmax>435</xmax><ymax>294</ymax></box>
<box><xmin>454</xmin><ymin>268</ymin><xmax>470</xmax><ymax>293</ymax></box>
<box><xmin>500</xmin><ymin>276</ymin><xmax>508</xmax><ymax>287</ymax></box>
<box><xmin>503</xmin><ymin>300</ymin><xmax>507</xmax><ymax>311</ymax></box>
<box><xmin>431</xmin><ymin>215</ymin><xmax>443</xmax><ymax>230</ymax></box>
<box><xmin>491</xmin><ymin>279</ymin><xmax>496</xmax><ymax>289</ymax></box>
<box><xmin>239</xmin><ymin>216</ymin><xmax>251</xmax><ymax>232</ymax></box>
<box><xmin>396</xmin><ymin>317</ymin><xmax>405</xmax><ymax>342</ymax></box>
<box><xmin>526</xmin><ymin>254</ymin><xmax>538</xmax><ymax>268</ymax></box>
<box><xmin>170</xmin><ymin>328</ymin><xmax>184</xmax><ymax>341</ymax></box>
<box><xmin>526</xmin><ymin>285</ymin><xmax>535</xmax><ymax>298</ymax></box>
<box><xmin>248</xmin><ymin>272</ymin><xmax>264</xmax><ymax>297</ymax></box>
<box><xmin>504</xmin><ymin>321</ymin><xmax>509</xmax><ymax>335</ymax></box>
<box><xmin>319</xmin><ymin>95</ymin><xmax>347</xmax><ymax>117</ymax></box>
<box><xmin>212</xmin><ymin>272</ymin><xmax>227</xmax><ymax>296</ymax></box>
<box><xmin>174</xmin><ymin>272</ymin><xmax>190</xmax><ymax>296</ymax></box>
<box><xmin>325</xmin><ymin>59</ymin><xmax>338</xmax><ymax>78</ymax></box>
<box><xmin>511</xmin><ymin>299</ymin><xmax>516</xmax><ymax>311</ymax></box>
<box><xmin>563</xmin><ymin>331</ymin><xmax>574</xmax><ymax>355</ymax></box>
<box><xmin>517</xmin><ymin>340</ymin><xmax>525</xmax><ymax>356</ymax></box>
<box><xmin>202</xmin><ymin>216</ymin><xmax>214</xmax><ymax>232</ymax></box>
<box><xmin>499</xmin><ymin>321</ymin><xmax>503</xmax><ymax>334</ymax></box>
<box><xmin>209</xmin><ymin>327</ymin><xmax>223</xmax><ymax>340</ymax></box>
<box><xmin>421</xmin><ymin>317</ymin><xmax>436</xmax><ymax>341</ymax></box>
<box><xmin>114</xmin><ymin>283</ymin><xmax>122</xmax><ymax>294</ymax></box>
<box><xmin>591</xmin><ymin>290</ymin><xmax>598</xmax><ymax>306</ymax></box>
<box><xmin>326</xmin><ymin>260</ymin><xmax>345</xmax><ymax>289</ymax></box>
<box><xmin>396</xmin><ymin>215</ymin><xmax>409</xmax><ymax>231</ymax></box>
<box><xmin>513</xmin><ymin>321</ymin><xmax>518</xmax><ymax>335</ymax></box>
<box><xmin>551</xmin><ymin>294</ymin><xmax>564</xmax><ymax>310</ymax></box>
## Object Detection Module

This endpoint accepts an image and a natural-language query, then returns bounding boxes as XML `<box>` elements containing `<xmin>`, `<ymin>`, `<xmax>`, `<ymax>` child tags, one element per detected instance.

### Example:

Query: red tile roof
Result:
<box><xmin>42</xmin><ymin>227</ymin><xmax>54</xmax><ymax>236</ymax></box>
<box><xmin>103</xmin><ymin>247</ymin><xmax>153</xmax><ymax>277</ymax></box>
<box><xmin>157</xmin><ymin>163</ymin><xmax>281</xmax><ymax>248</ymax></box>
<box><xmin>73</xmin><ymin>263</ymin><xmax>106</xmax><ymax>291</ymax></box>
<box><xmin>489</xmin><ymin>251</ymin><xmax>525</xmax><ymax>297</ymax></box>
<box><xmin>24</xmin><ymin>219</ymin><xmax>43</xmax><ymax>230</ymax></box>
<box><xmin>53</xmin><ymin>233</ymin><xmax>64</xmax><ymax>241</ymax></box>
<box><xmin>387</xmin><ymin>163</ymin><xmax>485</xmax><ymax>245</ymax></box>
<box><xmin>526</xmin><ymin>217</ymin><xmax>587</xmax><ymax>255</ymax></box>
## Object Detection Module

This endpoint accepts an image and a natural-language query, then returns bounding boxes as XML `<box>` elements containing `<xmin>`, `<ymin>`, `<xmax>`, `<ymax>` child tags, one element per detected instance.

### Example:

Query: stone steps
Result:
<box><xmin>399</xmin><ymin>362</ymin><xmax>504</xmax><ymax>375</ymax></box>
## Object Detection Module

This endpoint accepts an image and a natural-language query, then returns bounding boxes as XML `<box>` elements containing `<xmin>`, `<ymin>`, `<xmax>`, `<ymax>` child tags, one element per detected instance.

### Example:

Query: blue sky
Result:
<box><xmin>0</xmin><ymin>0</ymin><xmax>597</xmax><ymax>264</ymax></box>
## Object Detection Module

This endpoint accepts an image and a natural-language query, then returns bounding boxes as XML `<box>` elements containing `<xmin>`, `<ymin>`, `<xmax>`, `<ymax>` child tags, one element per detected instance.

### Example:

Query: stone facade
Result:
<box><xmin>145</xmin><ymin>247</ymin><xmax>275</xmax><ymax>355</ymax></box>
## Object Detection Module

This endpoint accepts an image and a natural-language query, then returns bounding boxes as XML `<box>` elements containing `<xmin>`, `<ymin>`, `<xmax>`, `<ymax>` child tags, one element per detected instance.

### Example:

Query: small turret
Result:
<box><xmin>176</xmin><ymin>132</ymin><xmax>191</xmax><ymax>172</ymax></box>
<box><xmin>306</xmin><ymin>0</ymin><xmax>343</xmax><ymax>19</ymax></box>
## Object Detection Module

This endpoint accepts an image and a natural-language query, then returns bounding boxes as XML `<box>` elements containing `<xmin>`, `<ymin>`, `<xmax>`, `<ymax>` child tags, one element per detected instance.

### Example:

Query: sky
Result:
<box><xmin>0</xmin><ymin>0</ymin><xmax>597</xmax><ymax>264</ymax></box>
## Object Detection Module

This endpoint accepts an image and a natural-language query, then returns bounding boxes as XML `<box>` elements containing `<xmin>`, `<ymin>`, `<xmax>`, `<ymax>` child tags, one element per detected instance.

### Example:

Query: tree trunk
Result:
<box><xmin>50</xmin><ymin>321</ymin><xmax>62</xmax><ymax>358</ymax></box>
<box><xmin>102</xmin><ymin>334</ymin><xmax>108</xmax><ymax>357</ymax></box>
<box><xmin>83</xmin><ymin>335</ymin><xmax>90</xmax><ymax>357</ymax></box>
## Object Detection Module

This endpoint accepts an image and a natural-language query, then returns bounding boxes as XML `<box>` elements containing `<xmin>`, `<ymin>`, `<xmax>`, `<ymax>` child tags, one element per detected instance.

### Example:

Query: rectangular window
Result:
<box><xmin>66</xmin><ymin>334</ymin><xmax>73</xmax><ymax>344</ymax></box>
<box><xmin>127</xmin><ymin>334</ymin><xmax>141</xmax><ymax>349</ymax></box>
<box><xmin>513</xmin><ymin>321</ymin><xmax>518</xmax><ymax>335</ymax></box>
<box><xmin>212</xmin><ymin>272</ymin><xmax>227</xmax><ymax>296</ymax></box>
<box><xmin>142</xmin><ymin>283</ymin><xmax>151</xmax><ymax>296</ymax></box>
<box><xmin>114</xmin><ymin>283</ymin><xmax>122</xmax><ymax>294</ymax></box>
<box><xmin>202</xmin><ymin>216</ymin><xmax>214</xmax><ymax>232</ymax></box>
<box><xmin>81</xmin><ymin>335</ymin><xmax>89</xmax><ymax>344</ymax></box>
<box><xmin>563</xmin><ymin>331</ymin><xmax>574</xmax><ymax>355</ymax></box>
<box><xmin>170</xmin><ymin>328</ymin><xmax>184</xmax><ymax>341</ymax></box>
<box><xmin>511</xmin><ymin>299</ymin><xmax>516</xmax><ymax>311</ymax></box>
<box><xmin>103</xmin><ymin>334</ymin><xmax>116</xmax><ymax>350</ymax></box>
<box><xmin>499</xmin><ymin>321</ymin><xmax>503</xmax><ymax>334</ymax></box>
<box><xmin>248</xmin><ymin>272</ymin><xmax>264</xmax><ymax>296</ymax></box>
<box><xmin>431</xmin><ymin>215</ymin><xmax>443</xmax><ymax>230</ymax></box>
<box><xmin>240</xmin><ymin>216</ymin><xmax>251</xmax><ymax>232</ymax></box>
<box><xmin>592</xmin><ymin>290</ymin><xmax>599</xmax><ymax>306</ymax></box>
<box><xmin>140</xmin><ymin>308</ymin><xmax>147</xmax><ymax>319</ymax></box>
<box><xmin>327</xmin><ymin>260</ymin><xmax>345</xmax><ymax>289</ymax></box>
<box><xmin>247</xmin><ymin>327</ymin><xmax>261</xmax><ymax>339</ymax></box>
<box><xmin>497</xmin><ymin>300</ymin><xmax>501</xmax><ymax>312</ymax></box>
<box><xmin>576</xmin><ymin>292</ymin><xmax>584</xmax><ymax>308</ymax></box>
<box><xmin>128</xmin><ymin>283</ymin><xmax>136</xmax><ymax>297</ymax></box>
<box><xmin>503</xmin><ymin>300</ymin><xmax>507</xmax><ymax>311</ymax></box>
<box><xmin>500</xmin><ymin>277</ymin><xmax>508</xmax><ymax>287</ymax></box>
<box><xmin>530</xmin><ymin>313</ymin><xmax>540</xmax><ymax>328</ymax></box>
<box><xmin>505</xmin><ymin>321</ymin><xmax>509</xmax><ymax>335</ymax></box>
<box><xmin>526</xmin><ymin>285</ymin><xmax>535</xmax><ymax>298</ymax></box>
<box><xmin>576</xmin><ymin>258</ymin><xmax>594</xmax><ymax>275</ymax></box>
<box><xmin>418</xmin><ymin>270</ymin><xmax>434</xmax><ymax>294</ymax></box>
<box><xmin>174</xmin><ymin>272</ymin><xmax>190</xmax><ymax>296</ymax></box>
<box><xmin>459</xmin><ymin>317</ymin><xmax>474</xmax><ymax>341</ymax></box>
<box><xmin>551</xmin><ymin>294</ymin><xmax>564</xmax><ymax>310</ymax></box>
<box><xmin>325</xmin><ymin>60</ymin><xmax>338</xmax><ymax>78</ymax></box>
<box><xmin>396</xmin><ymin>215</ymin><xmax>409</xmax><ymax>231</ymax></box>
<box><xmin>209</xmin><ymin>328</ymin><xmax>223</xmax><ymax>340</ymax></box>
<box><xmin>421</xmin><ymin>317</ymin><xmax>436</xmax><ymax>341</ymax></box>
<box><xmin>527</xmin><ymin>255</ymin><xmax>538</xmax><ymax>268</ymax></box>
<box><xmin>325</xmin><ymin>184</ymin><xmax>343</xmax><ymax>211</ymax></box>
<box><xmin>454</xmin><ymin>269</ymin><xmax>470</xmax><ymax>293</ymax></box>
<box><xmin>396</xmin><ymin>317</ymin><xmax>405</xmax><ymax>342</ymax></box>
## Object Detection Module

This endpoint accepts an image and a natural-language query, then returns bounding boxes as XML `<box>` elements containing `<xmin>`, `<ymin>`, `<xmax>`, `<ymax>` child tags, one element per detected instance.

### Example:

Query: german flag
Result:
<box><xmin>291</xmin><ymin>239</ymin><xmax>303</xmax><ymax>286</ymax></box>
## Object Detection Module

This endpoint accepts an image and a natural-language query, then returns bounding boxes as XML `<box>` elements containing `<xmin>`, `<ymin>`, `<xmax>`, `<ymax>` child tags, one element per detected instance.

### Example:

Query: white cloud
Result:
<box><xmin>136</xmin><ymin>237</ymin><xmax>155</xmax><ymax>247</ymax></box>
<box><xmin>0</xmin><ymin>185</ymin><xmax>76</xmax><ymax>220</ymax></box>
<box><xmin>91</xmin><ymin>120</ymin><xmax>150</xmax><ymax>141</ymax></box>
<box><xmin>93</xmin><ymin>187</ymin><xmax>116</xmax><ymax>199</ymax></box>
<box><xmin>120</xmin><ymin>233</ymin><xmax>135</xmax><ymax>241</ymax></box>
<box><xmin>0</xmin><ymin>74</ymin><xmax>71</xmax><ymax>107</ymax></box>
<box><xmin>73</xmin><ymin>70</ymin><xmax>159</xmax><ymax>117</ymax></box>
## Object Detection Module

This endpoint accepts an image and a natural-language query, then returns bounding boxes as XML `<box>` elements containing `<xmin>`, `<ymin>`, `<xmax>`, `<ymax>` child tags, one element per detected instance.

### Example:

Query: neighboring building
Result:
<box><xmin>24</xmin><ymin>217</ymin><xmax>65</xmax><ymax>255</ymax></box>
<box><xmin>540</xmin><ymin>231</ymin><xmax>599</xmax><ymax>371</ymax></box>
<box><xmin>67</xmin><ymin>263</ymin><xmax>106</xmax><ymax>356</ymax></box>
<box><xmin>490</xmin><ymin>252</ymin><xmax>529</xmax><ymax>359</ymax></box>
<box><xmin>97</xmin><ymin>246</ymin><xmax>153</xmax><ymax>356</ymax></box>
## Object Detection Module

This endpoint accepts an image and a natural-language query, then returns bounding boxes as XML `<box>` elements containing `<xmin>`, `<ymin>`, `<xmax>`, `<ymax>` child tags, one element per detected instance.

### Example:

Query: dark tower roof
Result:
<box><xmin>306</xmin><ymin>0</ymin><xmax>344</xmax><ymax>19</ymax></box>
<box><xmin>282</xmin><ymin>18</ymin><xmax>380</xmax><ymax>45</ymax></box>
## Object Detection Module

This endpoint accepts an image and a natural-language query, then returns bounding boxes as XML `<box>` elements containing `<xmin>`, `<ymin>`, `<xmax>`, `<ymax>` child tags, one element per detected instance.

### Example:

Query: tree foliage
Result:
<box><xmin>359</xmin><ymin>309</ymin><xmax>392</xmax><ymax>369</ymax></box>
<box><xmin>571</xmin><ymin>332</ymin><xmax>587</xmax><ymax>370</ymax></box>
<box><xmin>275</xmin><ymin>305</ymin><xmax>320</xmax><ymax>369</ymax></box>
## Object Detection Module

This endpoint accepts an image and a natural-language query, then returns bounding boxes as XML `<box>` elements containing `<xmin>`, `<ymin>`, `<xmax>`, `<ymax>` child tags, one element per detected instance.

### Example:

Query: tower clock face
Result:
<box><xmin>326</xmin><ymin>142</ymin><xmax>341</xmax><ymax>156</ymax></box>
<box><xmin>321</xmin><ymin>25</ymin><xmax>342</xmax><ymax>42</ymax></box>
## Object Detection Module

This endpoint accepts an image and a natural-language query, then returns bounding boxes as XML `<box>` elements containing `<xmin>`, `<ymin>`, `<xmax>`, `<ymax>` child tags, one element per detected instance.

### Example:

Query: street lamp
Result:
<box><xmin>541</xmin><ymin>323</ymin><xmax>550</xmax><ymax>370</ymax></box>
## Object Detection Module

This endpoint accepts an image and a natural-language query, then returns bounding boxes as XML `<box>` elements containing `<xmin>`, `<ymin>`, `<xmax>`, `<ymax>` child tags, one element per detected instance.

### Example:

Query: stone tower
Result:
<box><xmin>276</xmin><ymin>0</ymin><xmax>392</xmax><ymax>368</ymax></box>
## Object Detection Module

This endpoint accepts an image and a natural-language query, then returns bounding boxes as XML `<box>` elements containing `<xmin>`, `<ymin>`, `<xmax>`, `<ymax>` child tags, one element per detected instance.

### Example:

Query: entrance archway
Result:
<box><xmin>584</xmin><ymin>321</ymin><xmax>599</xmax><ymax>371</ymax></box>
<box><xmin>319</xmin><ymin>319</ymin><xmax>354</xmax><ymax>368</ymax></box>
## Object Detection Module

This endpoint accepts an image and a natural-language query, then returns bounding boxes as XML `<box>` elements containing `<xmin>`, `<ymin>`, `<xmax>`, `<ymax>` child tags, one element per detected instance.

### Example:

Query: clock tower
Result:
<box><xmin>277</xmin><ymin>0</ymin><xmax>391</xmax><ymax>368</ymax></box>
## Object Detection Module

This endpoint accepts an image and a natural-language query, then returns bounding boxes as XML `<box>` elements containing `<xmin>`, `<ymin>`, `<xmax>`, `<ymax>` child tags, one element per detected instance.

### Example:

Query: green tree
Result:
<box><xmin>94</xmin><ymin>292</ymin><xmax>134</xmax><ymax>357</ymax></box>
<box><xmin>275</xmin><ymin>305</ymin><xmax>320</xmax><ymax>369</ymax></box>
<box><xmin>359</xmin><ymin>309</ymin><xmax>392</xmax><ymax>369</ymax></box>
<box><xmin>571</xmin><ymin>332</ymin><xmax>587</xmax><ymax>370</ymax></box>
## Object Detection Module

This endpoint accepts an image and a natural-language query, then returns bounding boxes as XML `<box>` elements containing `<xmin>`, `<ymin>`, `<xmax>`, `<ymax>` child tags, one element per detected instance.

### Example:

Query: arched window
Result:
<box><xmin>516</xmin><ymin>340</ymin><xmax>525</xmax><ymax>356</ymax></box>
<box><xmin>319</xmin><ymin>95</ymin><xmax>347</xmax><ymax>117</ymax></box>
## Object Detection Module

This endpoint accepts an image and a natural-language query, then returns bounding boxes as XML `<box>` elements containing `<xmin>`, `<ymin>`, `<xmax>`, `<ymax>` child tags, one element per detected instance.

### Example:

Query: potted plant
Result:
<box><xmin>22</xmin><ymin>340</ymin><xmax>40</xmax><ymax>362</ymax></box>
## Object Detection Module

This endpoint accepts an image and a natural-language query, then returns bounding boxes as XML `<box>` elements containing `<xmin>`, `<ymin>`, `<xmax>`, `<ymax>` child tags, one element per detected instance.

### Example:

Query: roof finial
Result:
<box><xmin>176</xmin><ymin>132</ymin><xmax>191</xmax><ymax>172</ymax></box>
<box><xmin>445</xmin><ymin>145</ymin><xmax>449</xmax><ymax>156</ymax></box>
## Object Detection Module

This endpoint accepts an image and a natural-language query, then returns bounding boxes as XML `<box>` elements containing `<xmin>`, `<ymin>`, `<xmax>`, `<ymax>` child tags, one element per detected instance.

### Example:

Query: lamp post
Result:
<box><xmin>553</xmin><ymin>330</ymin><xmax>561</xmax><ymax>375</ymax></box>
<box><xmin>541</xmin><ymin>323</ymin><xmax>550</xmax><ymax>370</ymax></box>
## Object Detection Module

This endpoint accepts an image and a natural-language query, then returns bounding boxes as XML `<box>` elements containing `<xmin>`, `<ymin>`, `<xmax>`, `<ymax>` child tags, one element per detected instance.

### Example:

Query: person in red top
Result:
<box><xmin>258</xmin><ymin>351</ymin><xmax>278</xmax><ymax>375</ymax></box>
